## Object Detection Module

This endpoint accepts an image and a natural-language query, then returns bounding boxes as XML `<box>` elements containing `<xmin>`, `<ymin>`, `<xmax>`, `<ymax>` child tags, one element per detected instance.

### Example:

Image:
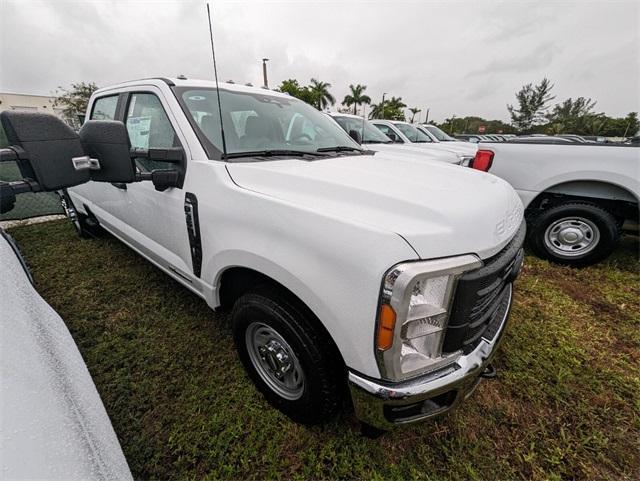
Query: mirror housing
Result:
<box><xmin>0</xmin><ymin>111</ymin><xmax>89</xmax><ymax>189</ymax></box>
<box><xmin>348</xmin><ymin>129</ymin><xmax>362</xmax><ymax>144</ymax></box>
<box><xmin>151</xmin><ymin>169</ymin><xmax>180</xmax><ymax>191</ymax></box>
<box><xmin>79</xmin><ymin>120</ymin><xmax>137</xmax><ymax>183</ymax></box>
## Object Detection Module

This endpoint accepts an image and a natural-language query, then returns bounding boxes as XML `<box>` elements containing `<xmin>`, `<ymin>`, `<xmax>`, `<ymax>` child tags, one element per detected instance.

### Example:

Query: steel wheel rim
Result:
<box><xmin>544</xmin><ymin>216</ymin><xmax>600</xmax><ymax>257</ymax></box>
<box><xmin>245</xmin><ymin>322</ymin><xmax>305</xmax><ymax>400</ymax></box>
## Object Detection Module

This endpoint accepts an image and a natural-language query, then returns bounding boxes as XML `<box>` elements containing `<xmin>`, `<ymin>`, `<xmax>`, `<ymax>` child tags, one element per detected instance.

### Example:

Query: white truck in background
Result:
<box><xmin>327</xmin><ymin>112</ymin><xmax>461</xmax><ymax>164</ymax></box>
<box><xmin>470</xmin><ymin>142</ymin><xmax>639</xmax><ymax>266</ymax></box>
<box><xmin>370</xmin><ymin>119</ymin><xmax>477</xmax><ymax>165</ymax></box>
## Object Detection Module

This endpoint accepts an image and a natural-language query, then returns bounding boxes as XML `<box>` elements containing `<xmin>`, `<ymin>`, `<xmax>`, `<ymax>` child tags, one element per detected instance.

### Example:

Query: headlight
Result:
<box><xmin>375</xmin><ymin>255</ymin><xmax>482</xmax><ymax>381</ymax></box>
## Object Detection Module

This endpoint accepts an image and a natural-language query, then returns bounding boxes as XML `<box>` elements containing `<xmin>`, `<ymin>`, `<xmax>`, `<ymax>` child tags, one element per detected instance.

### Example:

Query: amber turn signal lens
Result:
<box><xmin>376</xmin><ymin>304</ymin><xmax>396</xmax><ymax>351</ymax></box>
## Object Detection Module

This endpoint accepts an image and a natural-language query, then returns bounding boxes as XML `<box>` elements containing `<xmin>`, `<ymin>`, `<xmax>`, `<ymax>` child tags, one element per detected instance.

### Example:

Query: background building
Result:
<box><xmin>0</xmin><ymin>92</ymin><xmax>63</xmax><ymax>118</ymax></box>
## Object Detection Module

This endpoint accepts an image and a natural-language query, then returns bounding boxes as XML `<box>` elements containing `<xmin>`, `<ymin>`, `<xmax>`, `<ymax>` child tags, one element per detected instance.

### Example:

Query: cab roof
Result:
<box><xmin>93</xmin><ymin>76</ymin><xmax>292</xmax><ymax>99</ymax></box>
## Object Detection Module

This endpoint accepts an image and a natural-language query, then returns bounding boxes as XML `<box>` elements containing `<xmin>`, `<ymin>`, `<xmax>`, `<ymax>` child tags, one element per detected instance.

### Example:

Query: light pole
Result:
<box><xmin>425</xmin><ymin>108</ymin><xmax>430</xmax><ymax>124</ymax></box>
<box><xmin>381</xmin><ymin>92</ymin><xmax>387</xmax><ymax>119</ymax></box>
<box><xmin>262</xmin><ymin>58</ymin><xmax>269</xmax><ymax>89</ymax></box>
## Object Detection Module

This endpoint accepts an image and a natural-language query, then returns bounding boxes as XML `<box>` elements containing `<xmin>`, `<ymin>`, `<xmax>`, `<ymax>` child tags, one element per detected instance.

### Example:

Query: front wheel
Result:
<box><xmin>527</xmin><ymin>202</ymin><xmax>620</xmax><ymax>267</ymax></box>
<box><xmin>231</xmin><ymin>287</ymin><xmax>344</xmax><ymax>425</ymax></box>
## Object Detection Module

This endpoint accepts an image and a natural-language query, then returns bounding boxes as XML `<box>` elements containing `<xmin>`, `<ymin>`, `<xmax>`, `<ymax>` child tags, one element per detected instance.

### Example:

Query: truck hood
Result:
<box><xmin>226</xmin><ymin>152</ymin><xmax>524</xmax><ymax>260</ymax></box>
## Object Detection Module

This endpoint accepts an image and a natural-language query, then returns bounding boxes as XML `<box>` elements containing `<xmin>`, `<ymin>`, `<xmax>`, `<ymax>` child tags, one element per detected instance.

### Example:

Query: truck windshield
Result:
<box><xmin>176</xmin><ymin>88</ymin><xmax>362</xmax><ymax>160</ymax></box>
<box><xmin>424</xmin><ymin>125</ymin><xmax>456</xmax><ymax>141</ymax></box>
<box><xmin>332</xmin><ymin>116</ymin><xmax>392</xmax><ymax>144</ymax></box>
<box><xmin>394</xmin><ymin>123</ymin><xmax>433</xmax><ymax>143</ymax></box>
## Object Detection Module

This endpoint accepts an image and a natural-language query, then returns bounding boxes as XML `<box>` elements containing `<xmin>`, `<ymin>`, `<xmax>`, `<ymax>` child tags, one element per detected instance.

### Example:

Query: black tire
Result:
<box><xmin>60</xmin><ymin>190</ymin><xmax>101</xmax><ymax>238</ymax></box>
<box><xmin>231</xmin><ymin>286</ymin><xmax>344</xmax><ymax>425</ymax></box>
<box><xmin>527</xmin><ymin>202</ymin><xmax>620</xmax><ymax>267</ymax></box>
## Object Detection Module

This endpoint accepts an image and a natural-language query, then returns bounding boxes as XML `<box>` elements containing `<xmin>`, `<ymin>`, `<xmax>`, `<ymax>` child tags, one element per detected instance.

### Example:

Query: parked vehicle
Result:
<box><xmin>454</xmin><ymin>134</ymin><xmax>487</xmax><ymax>143</ymax></box>
<box><xmin>328</xmin><ymin>113</ymin><xmax>460</xmax><ymax>164</ymax></box>
<box><xmin>507</xmin><ymin>136</ymin><xmax>575</xmax><ymax>144</ymax></box>
<box><xmin>371</xmin><ymin>119</ymin><xmax>477</xmax><ymax>164</ymax></box>
<box><xmin>583</xmin><ymin>135</ymin><xmax>609</xmax><ymax>143</ymax></box>
<box><xmin>66</xmin><ymin>77</ymin><xmax>526</xmax><ymax>430</ymax></box>
<box><xmin>0</xmin><ymin>111</ymin><xmax>133</xmax><ymax>480</ymax></box>
<box><xmin>419</xmin><ymin>124</ymin><xmax>459</xmax><ymax>142</ymax></box>
<box><xmin>470</xmin><ymin>141</ymin><xmax>640</xmax><ymax>266</ymax></box>
<box><xmin>555</xmin><ymin>134</ymin><xmax>589</xmax><ymax>143</ymax></box>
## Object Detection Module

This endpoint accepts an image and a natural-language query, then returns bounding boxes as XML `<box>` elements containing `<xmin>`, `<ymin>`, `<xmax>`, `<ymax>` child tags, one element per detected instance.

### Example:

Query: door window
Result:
<box><xmin>125</xmin><ymin>93</ymin><xmax>180</xmax><ymax>170</ymax></box>
<box><xmin>374</xmin><ymin>123</ymin><xmax>403</xmax><ymax>143</ymax></box>
<box><xmin>90</xmin><ymin>95</ymin><xmax>118</xmax><ymax>120</ymax></box>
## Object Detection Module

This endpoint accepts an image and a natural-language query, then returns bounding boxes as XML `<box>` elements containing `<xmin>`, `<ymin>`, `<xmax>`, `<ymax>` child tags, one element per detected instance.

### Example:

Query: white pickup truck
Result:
<box><xmin>327</xmin><ymin>112</ymin><xmax>461</xmax><ymax>164</ymax></box>
<box><xmin>66</xmin><ymin>77</ymin><xmax>526</xmax><ymax>431</ymax></box>
<box><xmin>471</xmin><ymin>142</ymin><xmax>639</xmax><ymax>266</ymax></box>
<box><xmin>370</xmin><ymin>119</ymin><xmax>477</xmax><ymax>164</ymax></box>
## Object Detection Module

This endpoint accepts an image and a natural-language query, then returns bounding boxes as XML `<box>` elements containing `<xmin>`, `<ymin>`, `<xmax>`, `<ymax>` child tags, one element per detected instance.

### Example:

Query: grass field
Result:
<box><xmin>8</xmin><ymin>220</ymin><xmax>640</xmax><ymax>481</ymax></box>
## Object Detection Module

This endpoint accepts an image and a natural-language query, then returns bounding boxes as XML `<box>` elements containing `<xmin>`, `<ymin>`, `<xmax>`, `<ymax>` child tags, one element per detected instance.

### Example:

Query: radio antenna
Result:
<box><xmin>361</xmin><ymin>105</ymin><xmax>366</xmax><ymax>145</ymax></box>
<box><xmin>206</xmin><ymin>3</ymin><xmax>227</xmax><ymax>158</ymax></box>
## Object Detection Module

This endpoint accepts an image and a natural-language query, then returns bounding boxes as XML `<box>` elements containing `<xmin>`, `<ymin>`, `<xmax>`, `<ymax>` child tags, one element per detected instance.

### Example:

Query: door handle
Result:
<box><xmin>111</xmin><ymin>182</ymin><xmax>127</xmax><ymax>190</ymax></box>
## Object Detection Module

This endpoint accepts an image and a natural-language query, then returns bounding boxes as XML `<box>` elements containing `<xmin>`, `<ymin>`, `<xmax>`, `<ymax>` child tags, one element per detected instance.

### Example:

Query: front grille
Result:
<box><xmin>442</xmin><ymin>222</ymin><xmax>526</xmax><ymax>354</ymax></box>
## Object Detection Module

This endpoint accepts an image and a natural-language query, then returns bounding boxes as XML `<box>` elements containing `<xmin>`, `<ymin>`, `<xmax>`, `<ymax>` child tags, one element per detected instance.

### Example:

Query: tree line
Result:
<box><xmin>506</xmin><ymin>78</ymin><xmax>638</xmax><ymax>137</ymax></box>
<box><xmin>48</xmin><ymin>79</ymin><xmax>638</xmax><ymax>138</ymax></box>
<box><xmin>276</xmin><ymin>77</ymin><xmax>638</xmax><ymax>137</ymax></box>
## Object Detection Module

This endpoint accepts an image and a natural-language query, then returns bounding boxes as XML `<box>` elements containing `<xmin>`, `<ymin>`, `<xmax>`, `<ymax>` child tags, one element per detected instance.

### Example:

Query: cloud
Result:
<box><xmin>466</xmin><ymin>41</ymin><xmax>561</xmax><ymax>78</ymax></box>
<box><xmin>1</xmin><ymin>0</ymin><xmax>638</xmax><ymax>122</ymax></box>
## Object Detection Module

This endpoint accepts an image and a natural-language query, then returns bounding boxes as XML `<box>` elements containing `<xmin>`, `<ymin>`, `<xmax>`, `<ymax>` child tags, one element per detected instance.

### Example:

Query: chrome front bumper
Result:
<box><xmin>348</xmin><ymin>283</ymin><xmax>512</xmax><ymax>430</ymax></box>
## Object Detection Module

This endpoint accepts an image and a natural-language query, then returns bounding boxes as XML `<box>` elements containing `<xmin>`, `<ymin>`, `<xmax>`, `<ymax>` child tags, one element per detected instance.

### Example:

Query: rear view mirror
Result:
<box><xmin>388</xmin><ymin>132</ymin><xmax>401</xmax><ymax>143</ymax></box>
<box><xmin>80</xmin><ymin>120</ymin><xmax>183</xmax><ymax>191</ymax></box>
<box><xmin>348</xmin><ymin>129</ymin><xmax>362</xmax><ymax>144</ymax></box>
<box><xmin>0</xmin><ymin>111</ymin><xmax>89</xmax><ymax>190</ymax></box>
<box><xmin>79</xmin><ymin>121</ymin><xmax>136</xmax><ymax>183</ymax></box>
<box><xmin>0</xmin><ymin>113</ymin><xmax>183</xmax><ymax>215</ymax></box>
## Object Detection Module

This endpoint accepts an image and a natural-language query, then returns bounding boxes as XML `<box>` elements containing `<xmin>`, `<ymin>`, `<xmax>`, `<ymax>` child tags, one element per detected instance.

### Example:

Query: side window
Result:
<box><xmin>90</xmin><ymin>96</ymin><xmax>118</xmax><ymax>120</ymax></box>
<box><xmin>125</xmin><ymin>93</ymin><xmax>180</xmax><ymax>171</ymax></box>
<box><xmin>374</xmin><ymin>124</ymin><xmax>400</xmax><ymax>142</ymax></box>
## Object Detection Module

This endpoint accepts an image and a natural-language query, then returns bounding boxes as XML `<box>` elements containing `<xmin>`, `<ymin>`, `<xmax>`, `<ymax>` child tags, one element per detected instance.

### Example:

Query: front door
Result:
<box><xmin>115</xmin><ymin>89</ymin><xmax>196</xmax><ymax>284</ymax></box>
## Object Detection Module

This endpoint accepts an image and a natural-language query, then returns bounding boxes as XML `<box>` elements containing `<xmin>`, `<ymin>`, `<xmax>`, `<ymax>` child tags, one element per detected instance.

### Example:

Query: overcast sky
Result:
<box><xmin>1</xmin><ymin>0</ymin><xmax>638</xmax><ymax>122</ymax></box>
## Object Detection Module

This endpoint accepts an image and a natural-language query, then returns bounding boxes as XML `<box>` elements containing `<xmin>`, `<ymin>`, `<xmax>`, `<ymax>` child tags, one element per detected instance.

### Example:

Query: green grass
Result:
<box><xmin>8</xmin><ymin>220</ymin><xmax>640</xmax><ymax>481</ymax></box>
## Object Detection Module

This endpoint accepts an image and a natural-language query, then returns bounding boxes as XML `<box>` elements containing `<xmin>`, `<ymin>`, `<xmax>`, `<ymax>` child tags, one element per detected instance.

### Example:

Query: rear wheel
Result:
<box><xmin>231</xmin><ymin>286</ymin><xmax>344</xmax><ymax>425</ymax></box>
<box><xmin>527</xmin><ymin>202</ymin><xmax>619</xmax><ymax>267</ymax></box>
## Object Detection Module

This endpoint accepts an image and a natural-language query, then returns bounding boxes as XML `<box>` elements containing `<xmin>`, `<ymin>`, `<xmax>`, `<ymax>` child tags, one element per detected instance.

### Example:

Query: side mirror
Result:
<box><xmin>348</xmin><ymin>129</ymin><xmax>362</xmax><ymax>144</ymax></box>
<box><xmin>79</xmin><ymin>120</ymin><xmax>137</xmax><ymax>183</ymax></box>
<box><xmin>80</xmin><ymin>120</ymin><xmax>183</xmax><ymax>190</ymax></box>
<box><xmin>0</xmin><ymin>111</ymin><xmax>89</xmax><ymax>190</ymax></box>
<box><xmin>150</xmin><ymin>169</ymin><xmax>180</xmax><ymax>192</ymax></box>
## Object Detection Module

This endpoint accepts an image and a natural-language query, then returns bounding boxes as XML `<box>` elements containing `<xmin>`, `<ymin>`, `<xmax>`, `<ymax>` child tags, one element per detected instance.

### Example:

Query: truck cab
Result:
<box><xmin>67</xmin><ymin>77</ymin><xmax>525</xmax><ymax>430</ymax></box>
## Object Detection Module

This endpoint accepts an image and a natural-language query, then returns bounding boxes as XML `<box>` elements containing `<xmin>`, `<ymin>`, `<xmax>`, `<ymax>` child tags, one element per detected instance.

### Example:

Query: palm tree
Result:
<box><xmin>309</xmin><ymin>78</ymin><xmax>335</xmax><ymax>110</ymax></box>
<box><xmin>387</xmin><ymin>97</ymin><xmax>407</xmax><ymax>120</ymax></box>
<box><xmin>369</xmin><ymin>101</ymin><xmax>387</xmax><ymax>119</ymax></box>
<box><xmin>342</xmin><ymin>84</ymin><xmax>371</xmax><ymax>115</ymax></box>
<box><xmin>369</xmin><ymin>97</ymin><xmax>407</xmax><ymax>120</ymax></box>
<box><xmin>409</xmin><ymin>107</ymin><xmax>421</xmax><ymax>123</ymax></box>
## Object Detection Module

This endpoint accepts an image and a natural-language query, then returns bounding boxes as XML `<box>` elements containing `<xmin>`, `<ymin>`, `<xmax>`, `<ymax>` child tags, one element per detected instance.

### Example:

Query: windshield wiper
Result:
<box><xmin>362</xmin><ymin>140</ymin><xmax>392</xmax><ymax>144</ymax></box>
<box><xmin>316</xmin><ymin>146</ymin><xmax>364</xmax><ymax>153</ymax></box>
<box><xmin>224</xmin><ymin>149</ymin><xmax>328</xmax><ymax>159</ymax></box>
